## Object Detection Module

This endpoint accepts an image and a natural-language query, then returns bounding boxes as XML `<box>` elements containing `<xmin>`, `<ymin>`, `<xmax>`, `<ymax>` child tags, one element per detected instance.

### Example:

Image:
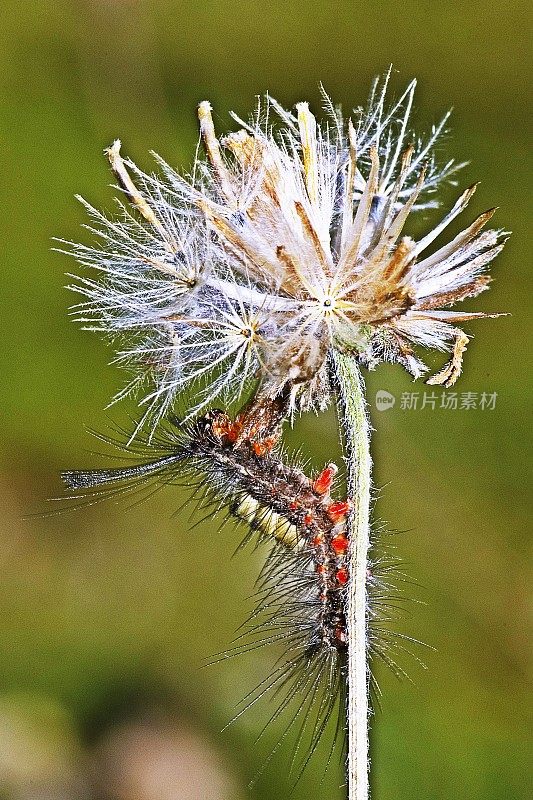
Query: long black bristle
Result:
<box><xmin>61</xmin><ymin>453</ymin><xmax>183</xmax><ymax>490</ymax></box>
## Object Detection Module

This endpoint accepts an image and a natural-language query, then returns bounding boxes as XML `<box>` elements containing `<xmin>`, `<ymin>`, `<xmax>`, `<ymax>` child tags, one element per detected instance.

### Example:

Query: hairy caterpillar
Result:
<box><xmin>62</xmin><ymin>397</ymin><xmax>414</xmax><ymax>781</ymax></box>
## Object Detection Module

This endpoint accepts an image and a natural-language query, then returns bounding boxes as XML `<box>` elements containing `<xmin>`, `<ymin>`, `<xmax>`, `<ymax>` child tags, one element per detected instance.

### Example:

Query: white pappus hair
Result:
<box><xmin>57</xmin><ymin>69</ymin><xmax>507</xmax><ymax>436</ymax></box>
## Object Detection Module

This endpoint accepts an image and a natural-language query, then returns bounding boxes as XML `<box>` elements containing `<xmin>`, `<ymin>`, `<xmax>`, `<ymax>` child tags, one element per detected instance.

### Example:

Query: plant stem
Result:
<box><xmin>332</xmin><ymin>352</ymin><xmax>372</xmax><ymax>800</ymax></box>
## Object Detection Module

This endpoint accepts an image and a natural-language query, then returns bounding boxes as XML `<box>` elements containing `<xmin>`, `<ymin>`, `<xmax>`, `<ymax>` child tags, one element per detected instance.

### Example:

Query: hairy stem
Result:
<box><xmin>332</xmin><ymin>352</ymin><xmax>372</xmax><ymax>800</ymax></box>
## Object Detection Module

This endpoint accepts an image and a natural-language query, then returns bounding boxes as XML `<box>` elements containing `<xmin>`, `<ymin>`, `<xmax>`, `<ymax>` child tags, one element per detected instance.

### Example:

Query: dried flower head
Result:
<box><xmin>58</xmin><ymin>71</ymin><xmax>507</xmax><ymax>434</ymax></box>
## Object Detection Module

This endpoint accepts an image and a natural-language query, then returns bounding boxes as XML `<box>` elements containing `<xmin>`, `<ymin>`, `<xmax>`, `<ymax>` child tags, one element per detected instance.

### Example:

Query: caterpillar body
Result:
<box><xmin>62</xmin><ymin>399</ymin><xmax>411</xmax><ymax>781</ymax></box>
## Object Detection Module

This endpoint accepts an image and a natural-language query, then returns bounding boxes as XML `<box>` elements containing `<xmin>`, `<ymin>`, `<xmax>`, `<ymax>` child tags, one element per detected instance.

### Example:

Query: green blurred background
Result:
<box><xmin>1</xmin><ymin>1</ymin><xmax>531</xmax><ymax>798</ymax></box>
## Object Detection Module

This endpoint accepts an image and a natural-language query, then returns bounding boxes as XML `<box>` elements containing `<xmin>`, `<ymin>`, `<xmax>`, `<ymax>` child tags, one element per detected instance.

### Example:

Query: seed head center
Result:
<box><xmin>320</xmin><ymin>295</ymin><xmax>337</xmax><ymax>315</ymax></box>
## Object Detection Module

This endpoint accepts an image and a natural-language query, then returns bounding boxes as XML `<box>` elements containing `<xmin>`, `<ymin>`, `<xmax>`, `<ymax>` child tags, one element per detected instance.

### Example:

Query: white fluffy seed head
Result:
<box><xmin>58</xmin><ymin>70</ymin><xmax>507</xmax><ymax>434</ymax></box>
